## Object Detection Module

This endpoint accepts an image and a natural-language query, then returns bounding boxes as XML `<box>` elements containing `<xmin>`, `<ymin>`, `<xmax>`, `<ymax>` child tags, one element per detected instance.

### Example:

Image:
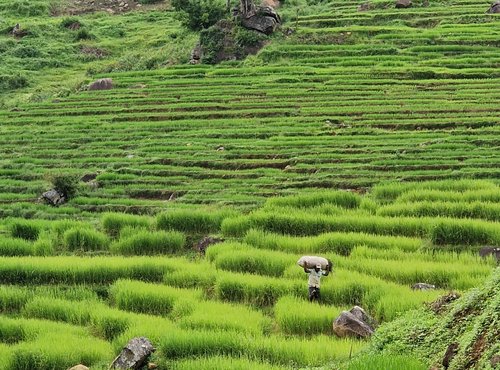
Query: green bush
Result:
<box><xmin>46</xmin><ymin>172</ymin><xmax>79</xmax><ymax>200</ymax></box>
<box><xmin>0</xmin><ymin>73</ymin><xmax>29</xmax><ymax>92</ymax></box>
<box><xmin>235</xmin><ymin>28</ymin><xmax>268</xmax><ymax>48</ymax></box>
<box><xmin>110</xmin><ymin>230</ymin><xmax>186</xmax><ymax>255</ymax></box>
<box><xmin>171</xmin><ymin>0</ymin><xmax>226</xmax><ymax>31</ymax></box>
<box><xmin>63</xmin><ymin>227</ymin><xmax>109</xmax><ymax>252</ymax></box>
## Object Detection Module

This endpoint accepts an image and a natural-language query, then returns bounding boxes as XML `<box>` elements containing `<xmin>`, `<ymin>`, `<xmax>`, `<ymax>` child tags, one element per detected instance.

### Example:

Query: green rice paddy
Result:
<box><xmin>0</xmin><ymin>0</ymin><xmax>498</xmax><ymax>368</ymax></box>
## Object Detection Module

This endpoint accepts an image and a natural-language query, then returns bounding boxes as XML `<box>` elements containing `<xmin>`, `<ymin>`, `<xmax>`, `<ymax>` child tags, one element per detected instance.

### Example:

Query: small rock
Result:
<box><xmin>412</xmin><ymin>283</ymin><xmax>436</xmax><ymax>291</ymax></box>
<box><xmin>111</xmin><ymin>337</ymin><xmax>155</xmax><ymax>370</ymax></box>
<box><xmin>68</xmin><ymin>365</ymin><xmax>89</xmax><ymax>370</ymax></box>
<box><xmin>88</xmin><ymin>78</ymin><xmax>113</xmax><ymax>91</ymax></box>
<box><xmin>216</xmin><ymin>146</ymin><xmax>225</xmax><ymax>151</ymax></box>
<box><xmin>148</xmin><ymin>363</ymin><xmax>158</xmax><ymax>370</ymax></box>
<box><xmin>395</xmin><ymin>0</ymin><xmax>412</xmax><ymax>8</ymax></box>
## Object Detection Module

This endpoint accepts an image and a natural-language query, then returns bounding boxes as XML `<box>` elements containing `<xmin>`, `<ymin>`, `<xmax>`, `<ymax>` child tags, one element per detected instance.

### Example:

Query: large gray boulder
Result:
<box><xmin>349</xmin><ymin>305</ymin><xmax>377</xmax><ymax>329</ymax></box>
<box><xmin>486</xmin><ymin>0</ymin><xmax>500</xmax><ymax>13</ymax></box>
<box><xmin>88</xmin><ymin>78</ymin><xmax>113</xmax><ymax>91</ymax></box>
<box><xmin>333</xmin><ymin>311</ymin><xmax>374</xmax><ymax>338</ymax></box>
<box><xmin>41</xmin><ymin>189</ymin><xmax>66</xmax><ymax>207</ymax></box>
<box><xmin>111</xmin><ymin>337</ymin><xmax>155</xmax><ymax>370</ymax></box>
<box><xmin>240</xmin><ymin>6</ymin><xmax>281</xmax><ymax>35</ymax></box>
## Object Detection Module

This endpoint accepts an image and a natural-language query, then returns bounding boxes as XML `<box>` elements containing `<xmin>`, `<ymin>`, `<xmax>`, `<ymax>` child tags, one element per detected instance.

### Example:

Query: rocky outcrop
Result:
<box><xmin>111</xmin><ymin>337</ymin><xmax>155</xmax><ymax>370</ymax></box>
<box><xmin>89</xmin><ymin>78</ymin><xmax>113</xmax><ymax>91</ymax></box>
<box><xmin>333</xmin><ymin>307</ymin><xmax>375</xmax><ymax>338</ymax></box>
<box><xmin>240</xmin><ymin>6</ymin><xmax>281</xmax><ymax>35</ymax></box>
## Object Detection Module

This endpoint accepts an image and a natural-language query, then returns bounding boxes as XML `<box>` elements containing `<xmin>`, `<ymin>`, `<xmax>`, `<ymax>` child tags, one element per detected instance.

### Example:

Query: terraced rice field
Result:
<box><xmin>0</xmin><ymin>0</ymin><xmax>499</xmax><ymax>368</ymax></box>
<box><xmin>0</xmin><ymin>181</ymin><xmax>498</xmax><ymax>368</ymax></box>
<box><xmin>0</xmin><ymin>0</ymin><xmax>499</xmax><ymax>217</ymax></box>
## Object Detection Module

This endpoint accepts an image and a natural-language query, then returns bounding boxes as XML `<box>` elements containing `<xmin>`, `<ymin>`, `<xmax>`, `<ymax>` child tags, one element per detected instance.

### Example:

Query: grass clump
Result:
<box><xmin>157</xmin><ymin>209</ymin><xmax>233</xmax><ymax>234</ymax></box>
<box><xmin>101</xmin><ymin>212</ymin><xmax>152</xmax><ymax>238</ymax></box>
<box><xmin>0</xmin><ymin>237</ymin><xmax>33</xmax><ymax>256</ymax></box>
<box><xmin>63</xmin><ymin>227</ymin><xmax>109</xmax><ymax>252</ymax></box>
<box><xmin>110</xmin><ymin>279</ymin><xmax>201</xmax><ymax>316</ymax></box>
<box><xmin>111</xmin><ymin>230</ymin><xmax>186</xmax><ymax>255</ymax></box>
<box><xmin>274</xmin><ymin>296</ymin><xmax>342</xmax><ymax>335</ymax></box>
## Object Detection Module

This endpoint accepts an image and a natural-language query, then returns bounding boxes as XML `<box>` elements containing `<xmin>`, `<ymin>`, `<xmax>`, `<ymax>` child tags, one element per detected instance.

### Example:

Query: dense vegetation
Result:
<box><xmin>0</xmin><ymin>0</ymin><xmax>498</xmax><ymax>368</ymax></box>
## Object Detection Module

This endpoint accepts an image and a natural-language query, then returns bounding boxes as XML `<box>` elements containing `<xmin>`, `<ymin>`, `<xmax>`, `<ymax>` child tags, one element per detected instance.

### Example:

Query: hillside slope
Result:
<box><xmin>358</xmin><ymin>267</ymin><xmax>499</xmax><ymax>369</ymax></box>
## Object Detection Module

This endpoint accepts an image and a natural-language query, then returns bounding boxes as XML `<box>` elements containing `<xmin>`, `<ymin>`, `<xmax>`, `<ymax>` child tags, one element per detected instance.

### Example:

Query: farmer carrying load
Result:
<box><xmin>299</xmin><ymin>256</ymin><xmax>333</xmax><ymax>302</ymax></box>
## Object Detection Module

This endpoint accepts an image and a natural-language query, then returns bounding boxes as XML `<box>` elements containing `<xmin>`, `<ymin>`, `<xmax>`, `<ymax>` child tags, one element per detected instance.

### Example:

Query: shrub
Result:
<box><xmin>46</xmin><ymin>172</ymin><xmax>79</xmax><ymax>200</ymax></box>
<box><xmin>110</xmin><ymin>230</ymin><xmax>186</xmax><ymax>255</ymax></box>
<box><xmin>0</xmin><ymin>73</ymin><xmax>29</xmax><ymax>92</ymax></box>
<box><xmin>171</xmin><ymin>0</ymin><xmax>226</xmax><ymax>31</ymax></box>
<box><xmin>63</xmin><ymin>227</ymin><xmax>109</xmax><ymax>252</ymax></box>
<box><xmin>199</xmin><ymin>24</ymin><xmax>226</xmax><ymax>64</ymax></box>
<box><xmin>235</xmin><ymin>28</ymin><xmax>268</xmax><ymax>48</ymax></box>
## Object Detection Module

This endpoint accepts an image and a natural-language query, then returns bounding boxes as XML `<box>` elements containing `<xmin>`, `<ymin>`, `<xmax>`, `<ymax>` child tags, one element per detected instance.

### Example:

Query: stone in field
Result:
<box><xmin>68</xmin><ymin>365</ymin><xmax>89</xmax><ymax>370</ymax></box>
<box><xmin>349</xmin><ymin>305</ymin><xmax>377</xmax><ymax>329</ymax></box>
<box><xmin>412</xmin><ymin>282</ymin><xmax>436</xmax><ymax>290</ymax></box>
<box><xmin>111</xmin><ymin>337</ymin><xmax>155</xmax><ymax>370</ymax></box>
<box><xmin>479</xmin><ymin>246</ymin><xmax>500</xmax><ymax>261</ymax></box>
<box><xmin>41</xmin><ymin>189</ymin><xmax>66</xmax><ymax>206</ymax></box>
<box><xmin>395</xmin><ymin>0</ymin><xmax>412</xmax><ymax>8</ymax></box>
<box><xmin>486</xmin><ymin>0</ymin><xmax>500</xmax><ymax>13</ymax></box>
<box><xmin>333</xmin><ymin>311</ymin><xmax>374</xmax><ymax>338</ymax></box>
<box><xmin>88</xmin><ymin>78</ymin><xmax>113</xmax><ymax>91</ymax></box>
